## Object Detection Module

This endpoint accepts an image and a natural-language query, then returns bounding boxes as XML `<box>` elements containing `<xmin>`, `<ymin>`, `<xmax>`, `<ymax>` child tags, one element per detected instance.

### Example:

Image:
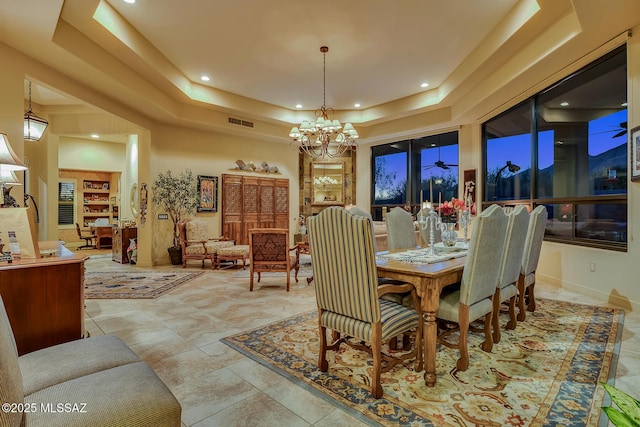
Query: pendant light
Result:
<box><xmin>24</xmin><ymin>80</ymin><xmax>48</xmax><ymax>141</ymax></box>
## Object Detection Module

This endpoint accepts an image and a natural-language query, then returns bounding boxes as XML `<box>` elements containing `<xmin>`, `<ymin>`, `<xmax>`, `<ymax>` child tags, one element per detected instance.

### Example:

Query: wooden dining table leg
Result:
<box><xmin>423</xmin><ymin>309</ymin><xmax>438</xmax><ymax>386</ymax></box>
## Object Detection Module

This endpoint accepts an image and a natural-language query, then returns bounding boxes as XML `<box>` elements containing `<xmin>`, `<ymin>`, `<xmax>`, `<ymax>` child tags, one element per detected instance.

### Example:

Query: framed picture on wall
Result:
<box><xmin>631</xmin><ymin>125</ymin><xmax>640</xmax><ymax>181</ymax></box>
<box><xmin>463</xmin><ymin>169</ymin><xmax>477</xmax><ymax>213</ymax></box>
<box><xmin>197</xmin><ymin>175</ymin><xmax>218</xmax><ymax>212</ymax></box>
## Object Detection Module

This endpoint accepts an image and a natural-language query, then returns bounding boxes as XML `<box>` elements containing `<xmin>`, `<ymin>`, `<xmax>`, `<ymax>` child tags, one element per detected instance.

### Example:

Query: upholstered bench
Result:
<box><xmin>216</xmin><ymin>244</ymin><xmax>250</xmax><ymax>269</ymax></box>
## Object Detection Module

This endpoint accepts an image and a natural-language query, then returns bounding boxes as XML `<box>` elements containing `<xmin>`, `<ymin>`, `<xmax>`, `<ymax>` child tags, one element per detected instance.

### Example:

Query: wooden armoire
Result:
<box><xmin>221</xmin><ymin>174</ymin><xmax>289</xmax><ymax>245</ymax></box>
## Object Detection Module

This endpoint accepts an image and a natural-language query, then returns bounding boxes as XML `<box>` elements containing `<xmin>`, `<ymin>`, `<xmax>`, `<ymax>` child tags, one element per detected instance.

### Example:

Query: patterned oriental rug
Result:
<box><xmin>85</xmin><ymin>271</ymin><xmax>204</xmax><ymax>299</ymax></box>
<box><xmin>222</xmin><ymin>299</ymin><xmax>623</xmax><ymax>427</ymax></box>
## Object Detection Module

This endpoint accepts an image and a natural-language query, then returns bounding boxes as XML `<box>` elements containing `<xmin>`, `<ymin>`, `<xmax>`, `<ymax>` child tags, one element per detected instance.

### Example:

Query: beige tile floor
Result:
<box><xmin>83</xmin><ymin>253</ymin><xmax>640</xmax><ymax>426</ymax></box>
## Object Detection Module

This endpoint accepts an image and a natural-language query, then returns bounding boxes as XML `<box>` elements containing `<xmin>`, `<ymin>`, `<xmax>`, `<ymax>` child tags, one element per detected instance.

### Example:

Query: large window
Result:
<box><xmin>482</xmin><ymin>45</ymin><xmax>627</xmax><ymax>250</ymax></box>
<box><xmin>372</xmin><ymin>132</ymin><xmax>458</xmax><ymax>220</ymax></box>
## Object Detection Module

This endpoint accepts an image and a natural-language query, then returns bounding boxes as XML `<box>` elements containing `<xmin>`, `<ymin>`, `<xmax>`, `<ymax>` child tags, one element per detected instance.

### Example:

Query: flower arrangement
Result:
<box><xmin>437</xmin><ymin>197</ymin><xmax>465</xmax><ymax>223</ymax></box>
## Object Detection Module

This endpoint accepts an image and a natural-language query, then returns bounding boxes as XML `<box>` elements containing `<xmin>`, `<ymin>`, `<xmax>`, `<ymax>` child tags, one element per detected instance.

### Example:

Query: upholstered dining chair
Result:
<box><xmin>492</xmin><ymin>205</ymin><xmax>529</xmax><ymax>343</ymax></box>
<box><xmin>308</xmin><ymin>206</ymin><xmax>423</xmax><ymax>399</ymax></box>
<box><xmin>347</xmin><ymin>205</ymin><xmax>411</xmax><ymax>349</ymax></box>
<box><xmin>385</xmin><ymin>207</ymin><xmax>418</xmax><ymax>251</ymax></box>
<box><xmin>436</xmin><ymin>204</ymin><xmax>508</xmax><ymax>371</ymax></box>
<box><xmin>248</xmin><ymin>228</ymin><xmax>300</xmax><ymax>292</ymax></box>
<box><xmin>517</xmin><ymin>205</ymin><xmax>547</xmax><ymax>321</ymax></box>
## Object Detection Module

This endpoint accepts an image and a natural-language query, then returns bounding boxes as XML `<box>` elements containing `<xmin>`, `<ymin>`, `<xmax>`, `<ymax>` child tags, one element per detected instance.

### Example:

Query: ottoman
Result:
<box><xmin>216</xmin><ymin>245</ymin><xmax>250</xmax><ymax>269</ymax></box>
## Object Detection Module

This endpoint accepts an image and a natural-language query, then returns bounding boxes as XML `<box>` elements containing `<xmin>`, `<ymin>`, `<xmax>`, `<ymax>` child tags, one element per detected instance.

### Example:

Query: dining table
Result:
<box><xmin>376</xmin><ymin>247</ymin><xmax>467</xmax><ymax>387</ymax></box>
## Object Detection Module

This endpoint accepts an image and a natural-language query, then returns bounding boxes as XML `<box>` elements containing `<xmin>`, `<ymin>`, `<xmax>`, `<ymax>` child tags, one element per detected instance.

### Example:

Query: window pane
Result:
<box><xmin>58</xmin><ymin>182</ymin><xmax>75</xmax><ymax>225</ymax></box>
<box><xmin>412</xmin><ymin>132</ymin><xmax>458</xmax><ymax>204</ymax></box>
<box><xmin>372</xmin><ymin>141</ymin><xmax>408</xmax><ymax>205</ymax></box>
<box><xmin>484</xmin><ymin>101</ymin><xmax>532</xmax><ymax>201</ymax></box>
<box><xmin>544</xmin><ymin>202</ymin><xmax>627</xmax><ymax>243</ymax></box>
<box><xmin>536</xmin><ymin>47</ymin><xmax>627</xmax><ymax>198</ymax></box>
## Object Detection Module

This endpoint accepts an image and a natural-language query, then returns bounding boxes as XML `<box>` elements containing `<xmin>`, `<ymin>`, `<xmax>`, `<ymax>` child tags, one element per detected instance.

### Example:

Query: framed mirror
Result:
<box><xmin>311</xmin><ymin>162</ymin><xmax>344</xmax><ymax>205</ymax></box>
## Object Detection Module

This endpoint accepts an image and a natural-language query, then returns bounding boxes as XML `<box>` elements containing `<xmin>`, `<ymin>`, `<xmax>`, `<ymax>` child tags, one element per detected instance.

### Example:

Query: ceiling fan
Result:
<box><xmin>423</xmin><ymin>145</ymin><xmax>458</xmax><ymax>170</ymax></box>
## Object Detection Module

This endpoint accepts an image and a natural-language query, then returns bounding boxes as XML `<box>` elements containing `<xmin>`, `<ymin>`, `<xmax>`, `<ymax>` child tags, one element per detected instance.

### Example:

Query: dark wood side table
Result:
<box><xmin>112</xmin><ymin>227</ymin><xmax>137</xmax><ymax>263</ymax></box>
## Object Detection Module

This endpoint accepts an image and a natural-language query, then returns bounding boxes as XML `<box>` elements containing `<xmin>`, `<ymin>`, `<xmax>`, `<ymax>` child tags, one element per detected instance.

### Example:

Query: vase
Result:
<box><xmin>440</xmin><ymin>222</ymin><xmax>457</xmax><ymax>247</ymax></box>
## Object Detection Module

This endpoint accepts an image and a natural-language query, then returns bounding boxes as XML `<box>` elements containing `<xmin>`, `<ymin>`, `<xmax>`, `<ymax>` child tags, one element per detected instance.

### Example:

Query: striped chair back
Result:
<box><xmin>308</xmin><ymin>207</ymin><xmax>381</xmax><ymax>324</ymax></box>
<box><xmin>459</xmin><ymin>204</ymin><xmax>508</xmax><ymax>306</ymax></box>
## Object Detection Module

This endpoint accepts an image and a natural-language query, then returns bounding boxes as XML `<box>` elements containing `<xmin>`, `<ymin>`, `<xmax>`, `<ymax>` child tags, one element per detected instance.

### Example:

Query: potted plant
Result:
<box><xmin>152</xmin><ymin>169</ymin><xmax>198</xmax><ymax>265</ymax></box>
<box><xmin>601</xmin><ymin>382</ymin><xmax>640</xmax><ymax>426</ymax></box>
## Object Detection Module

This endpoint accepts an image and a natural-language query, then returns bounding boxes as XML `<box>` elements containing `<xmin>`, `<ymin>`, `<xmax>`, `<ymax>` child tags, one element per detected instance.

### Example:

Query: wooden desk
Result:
<box><xmin>0</xmin><ymin>248</ymin><xmax>88</xmax><ymax>355</ymax></box>
<box><xmin>376</xmin><ymin>254</ymin><xmax>465</xmax><ymax>387</ymax></box>
<box><xmin>92</xmin><ymin>225</ymin><xmax>113</xmax><ymax>249</ymax></box>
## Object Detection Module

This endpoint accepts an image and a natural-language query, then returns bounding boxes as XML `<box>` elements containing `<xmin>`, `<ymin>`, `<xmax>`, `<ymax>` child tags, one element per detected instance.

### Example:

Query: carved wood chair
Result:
<box><xmin>248</xmin><ymin>228</ymin><xmax>300</xmax><ymax>292</ymax></box>
<box><xmin>308</xmin><ymin>207</ymin><xmax>423</xmax><ymax>399</ymax></box>
<box><xmin>178</xmin><ymin>219</ymin><xmax>216</xmax><ymax>269</ymax></box>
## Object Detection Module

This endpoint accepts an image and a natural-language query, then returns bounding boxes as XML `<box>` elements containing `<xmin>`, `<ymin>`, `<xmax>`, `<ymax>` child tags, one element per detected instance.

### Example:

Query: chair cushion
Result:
<box><xmin>0</xmin><ymin>296</ymin><xmax>24</xmax><ymax>427</ymax></box>
<box><xmin>205</xmin><ymin>240</ymin><xmax>234</xmax><ymax>254</ymax></box>
<box><xmin>24</xmin><ymin>362</ymin><xmax>181</xmax><ymax>427</ymax></box>
<box><xmin>321</xmin><ymin>299</ymin><xmax>419</xmax><ymax>342</ymax></box>
<box><xmin>437</xmin><ymin>289</ymin><xmax>493</xmax><ymax>323</ymax></box>
<box><xmin>218</xmin><ymin>245</ymin><xmax>249</xmax><ymax>257</ymax></box>
<box><xmin>19</xmin><ymin>335</ymin><xmax>140</xmax><ymax>396</ymax></box>
<box><xmin>185</xmin><ymin>244</ymin><xmax>207</xmax><ymax>255</ymax></box>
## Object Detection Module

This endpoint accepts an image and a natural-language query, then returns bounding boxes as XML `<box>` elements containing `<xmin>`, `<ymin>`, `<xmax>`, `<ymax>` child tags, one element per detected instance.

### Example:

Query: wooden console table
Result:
<box><xmin>0</xmin><ymin>249</ymin><xmax>87</xmax><ymax>355</ymax></box>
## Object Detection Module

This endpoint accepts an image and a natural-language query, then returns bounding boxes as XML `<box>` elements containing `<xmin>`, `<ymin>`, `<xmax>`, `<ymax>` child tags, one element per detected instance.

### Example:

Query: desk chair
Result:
<box><xmin>75</xmin><ymin>223</ymin><xmax>96</xmax><ymax>250</ymax></box>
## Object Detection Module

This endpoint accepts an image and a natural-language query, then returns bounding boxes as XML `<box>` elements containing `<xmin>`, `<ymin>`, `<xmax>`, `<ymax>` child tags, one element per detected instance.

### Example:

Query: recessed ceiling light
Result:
<box><xmin>91</xmin><ymin>134</ymin><xmax>99</xmax><ymax>138</ymax></box>
<box><xmin>200</xmin><ymin>75</ymin><xmax>210</xmax><ymax>82</ymax></box>
<box><xmin>430</xmin><ymin>143</ymin><xmax>436</xmax><ymax>147</ymax></box>
<box><xmin>354</xmin><ymin>103</ymin><xmax>361</xmax><ymax>108</ymax></box>
<box><xmin>295</xmin><ymin>104</ymin><xmax>303</xmax><ymax>109</ymax></box>
<box><xmin>560</xmin><ymin>101</ymin><xmax>569</xmax><ymax>107</ymax></box>
<box><xmin>421</xmin><ymin>82</ymin><xmax>429</xmax><ymax>88</ymax></box>
<box><xmin>621</xmin><ymin>102</ymin><xmax>628</xmax><ymax>107</ymax></box>
<box><xmin>123</xmin><ymin>0</ymin><xmax>135</xmax><ymax>3</ymax></box>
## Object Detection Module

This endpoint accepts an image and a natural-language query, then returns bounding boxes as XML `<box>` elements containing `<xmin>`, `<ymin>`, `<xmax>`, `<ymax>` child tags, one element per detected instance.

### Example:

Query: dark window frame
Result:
<box><xmin>481</xmin><ymin>45</ymin><xmax>628</xmax><ymax>251</ymax></box>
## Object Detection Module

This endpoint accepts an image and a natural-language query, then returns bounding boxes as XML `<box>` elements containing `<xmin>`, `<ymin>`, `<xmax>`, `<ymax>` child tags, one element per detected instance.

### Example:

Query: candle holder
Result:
<box><xmin>418</xmin><ymin>207</ymin><xmax>439</xmax><ymax>256</ymax></box>
<box><xmin>459</xmin><ymin>209</ymin><xmax>472</xmax><ymax>248</ymax></box>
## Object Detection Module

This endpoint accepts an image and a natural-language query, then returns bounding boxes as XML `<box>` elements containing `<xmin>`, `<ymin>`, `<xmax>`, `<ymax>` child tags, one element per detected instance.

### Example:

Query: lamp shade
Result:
<box><xmin>0</xmin><ymin>168</ymin><xmax>21</xmax><ymax>185</ymax></box>
<box><xmin>0</xmin><ymin>133</ymin><xmax>27</xmax><ymax>171</ymax></box>
<box><xmin>24</xmin><ymin>111</ymin><xmax>49</xmax><ymax>142</ymax></box>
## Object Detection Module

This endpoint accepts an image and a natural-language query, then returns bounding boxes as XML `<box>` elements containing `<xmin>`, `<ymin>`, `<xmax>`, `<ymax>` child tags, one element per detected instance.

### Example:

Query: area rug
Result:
<box><xmin>222</xmin><ymin>299</ymin><xmax>623</xmax><ymax>426</ymax></box>
<box><xmin>85</xmin><ymin>270</ymin><xmax>204</xmax><ymax>299</ymax></box>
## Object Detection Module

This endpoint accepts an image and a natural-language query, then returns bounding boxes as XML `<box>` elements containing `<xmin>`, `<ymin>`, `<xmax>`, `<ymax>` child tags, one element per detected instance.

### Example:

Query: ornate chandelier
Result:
<box><xmin>289</xmin><ymin>46</ymin><xmax>359</xmax><ymax>158</ymax></box>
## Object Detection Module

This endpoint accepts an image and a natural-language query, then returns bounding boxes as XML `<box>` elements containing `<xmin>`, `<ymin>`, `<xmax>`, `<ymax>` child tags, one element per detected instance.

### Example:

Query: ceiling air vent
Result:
<box><xmin>228</xmin><ymin>117</ymin><xmax>254</xmax><ymax>128</ymax></box>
